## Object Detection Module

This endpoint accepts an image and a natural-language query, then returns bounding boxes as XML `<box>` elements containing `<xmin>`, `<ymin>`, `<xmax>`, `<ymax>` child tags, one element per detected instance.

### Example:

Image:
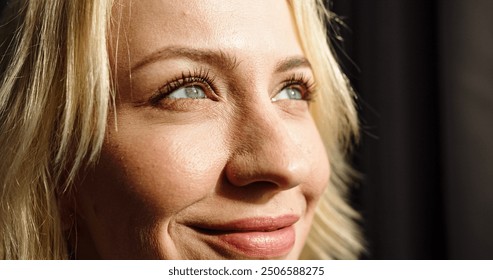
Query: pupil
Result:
<box><xmin>185</xmin><ymin>86</ymin><xmax>201</xmax><ymax>98</ymax></box>
<box><xmin>288</xmin><ymin>88</ymin><xmax>299</xmax><ymax>99</ymax></box>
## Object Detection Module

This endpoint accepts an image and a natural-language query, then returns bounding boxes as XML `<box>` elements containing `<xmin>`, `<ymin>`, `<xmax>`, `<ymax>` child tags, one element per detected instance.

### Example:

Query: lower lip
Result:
<box><xmin>214</xmin><ymin>226</ymin><xmax>295</xmax><ymax>258</ymax></box>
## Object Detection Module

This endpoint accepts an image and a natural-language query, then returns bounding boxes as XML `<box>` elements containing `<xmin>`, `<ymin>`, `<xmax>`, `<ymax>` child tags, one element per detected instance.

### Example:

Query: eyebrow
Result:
<box><xmin>130</xmin><ymin>46</ymin><xmax>311</xmax><ymax>74</ymax></box>
<box><xmin>274</xmin><ymin>56</ymin><xmax>311</xmax><ymax>73</ymax></box>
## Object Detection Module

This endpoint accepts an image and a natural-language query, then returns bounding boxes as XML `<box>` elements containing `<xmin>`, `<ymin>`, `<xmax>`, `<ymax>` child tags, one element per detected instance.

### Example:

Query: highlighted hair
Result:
<box><xmin>289</xmin><ymin>0</ymin><xmax>363</xmax><ymax>259</ymax></box>
<box><xmin>0</xmin><ymin>0</ymin><xmax>112</xmax><ymax>259</ymax></box>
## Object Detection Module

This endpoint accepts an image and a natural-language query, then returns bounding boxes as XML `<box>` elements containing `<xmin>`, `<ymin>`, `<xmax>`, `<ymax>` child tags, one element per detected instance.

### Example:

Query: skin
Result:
<box><xmin>71</xmin><ymin>0</ymin><xmax>330</xmax><ymax>259</ymax></box>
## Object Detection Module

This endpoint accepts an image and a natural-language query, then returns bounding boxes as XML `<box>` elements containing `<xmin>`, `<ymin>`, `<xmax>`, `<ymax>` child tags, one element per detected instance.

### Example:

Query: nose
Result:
<box><xmin>224</xmin><ymin>102</ymin><xmax>311</xmax><ymax>190</ymax></box>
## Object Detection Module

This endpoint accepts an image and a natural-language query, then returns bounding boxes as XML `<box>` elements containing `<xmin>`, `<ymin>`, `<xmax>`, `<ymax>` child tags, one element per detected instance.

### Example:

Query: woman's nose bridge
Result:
<box><xmin>238</xmin><ymin>102</ymin><xmax>296</xmax><ymax>157</ymax></box>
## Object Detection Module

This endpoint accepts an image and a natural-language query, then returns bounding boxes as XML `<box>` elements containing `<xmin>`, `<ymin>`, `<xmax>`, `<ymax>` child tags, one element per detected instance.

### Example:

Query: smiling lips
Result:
<box><xmin>191</xmin><ymin>215</ymin><xmax>298</xmax><ymax>258</ymax></box>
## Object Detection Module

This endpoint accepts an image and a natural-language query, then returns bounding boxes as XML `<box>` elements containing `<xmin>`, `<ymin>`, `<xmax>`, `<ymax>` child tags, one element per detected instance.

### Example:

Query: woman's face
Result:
<box><xmin>73</xmin><ymin>0</ymin><xmax>330</xmax><ymax>259</ymax></box>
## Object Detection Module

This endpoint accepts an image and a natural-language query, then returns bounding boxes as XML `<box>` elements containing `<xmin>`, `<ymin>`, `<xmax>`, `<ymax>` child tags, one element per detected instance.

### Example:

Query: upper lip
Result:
<box><xmin>188</xmin><ymin>214</ymin><xmax>299</xmax><ymax>233</ymax></box>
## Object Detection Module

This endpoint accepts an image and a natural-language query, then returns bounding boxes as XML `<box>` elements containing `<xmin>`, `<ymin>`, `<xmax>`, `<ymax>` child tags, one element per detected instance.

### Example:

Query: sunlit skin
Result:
<box><xmin>70</xmin><ymin>0</ymin><xmax>330</xmax><ymax>259</ymax></box>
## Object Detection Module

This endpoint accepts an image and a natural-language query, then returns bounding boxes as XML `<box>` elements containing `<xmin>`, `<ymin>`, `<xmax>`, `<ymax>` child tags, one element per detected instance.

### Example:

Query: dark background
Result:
<box><xmin>1</xmin><ymin>0</ymin><xmax>492</xmax><ymax>259</ymax></box>
<box><xmin>329</xmin><ymin>0</ymin><xmax>493</xmax><ymax>259</ymax></box>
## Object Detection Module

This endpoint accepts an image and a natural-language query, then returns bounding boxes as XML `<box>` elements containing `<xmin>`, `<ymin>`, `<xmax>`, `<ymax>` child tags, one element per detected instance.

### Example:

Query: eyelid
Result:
<box><xmin>148</xmin><ymin>68</ymin><xmax>218</xmax><ymax>105</ymax></box>
<box><xmin>274</xmin><ymin>73</ymin><xmax>317</xmax><ymax>102</ymax></box>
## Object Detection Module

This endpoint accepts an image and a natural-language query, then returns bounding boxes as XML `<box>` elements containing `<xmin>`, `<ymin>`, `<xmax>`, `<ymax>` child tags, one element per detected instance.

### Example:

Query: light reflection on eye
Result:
<box><xmin>166</xmin><ymin>85</ymin><xmax>206</xmax><ymax>99</ymax></box>
<box><xmin>271</xmin><ymin>86</ymin><xmax>303</xmax><ymax>102</ymax></box>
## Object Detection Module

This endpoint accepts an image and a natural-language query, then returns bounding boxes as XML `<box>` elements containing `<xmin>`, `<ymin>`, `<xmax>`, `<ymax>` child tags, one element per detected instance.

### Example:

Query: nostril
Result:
<box><xmin>224</xmin><ymin>107</ymin><xmax>310</xmax><ymax>191</ymax></box>
<box><xmin>224</xmin><ymin>150</ymin><xmax>302</xmax><ymax>190</ymax></box>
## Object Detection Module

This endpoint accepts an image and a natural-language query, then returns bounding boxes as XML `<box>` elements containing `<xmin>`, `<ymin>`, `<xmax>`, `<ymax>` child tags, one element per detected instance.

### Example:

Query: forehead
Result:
<box><xmin>111</xmin><ymin>0</ymin><xmax>304</xmax><ymax>69</ymax></box>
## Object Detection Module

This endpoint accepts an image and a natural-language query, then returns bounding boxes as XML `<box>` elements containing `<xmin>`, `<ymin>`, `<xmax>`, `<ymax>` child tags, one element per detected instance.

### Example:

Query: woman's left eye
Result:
<box><xmin>271</xmin><ymin>86</ymin><xmax>303</xmax><ymax>102</ymax></box>
<box><xmin>166</xmin><ymin>85</ymin><xmax>207</xmax><ymax>99</ymax></box>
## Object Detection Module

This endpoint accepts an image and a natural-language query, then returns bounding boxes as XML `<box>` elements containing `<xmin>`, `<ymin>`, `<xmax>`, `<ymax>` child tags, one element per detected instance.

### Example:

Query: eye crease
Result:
<box><xmin>272</xmin><ymin>73</ymin><xmax>317</xmax><ymax>103</ymax></box>
<box><xmin>148</xmin><ymin>68</ymin><xmax>217</xmax><ymax>106</ymax></box>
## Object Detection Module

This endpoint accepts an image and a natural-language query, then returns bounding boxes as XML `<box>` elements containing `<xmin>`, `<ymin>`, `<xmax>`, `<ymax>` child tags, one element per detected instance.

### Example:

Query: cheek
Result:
<box><xmin>294</xmin><ymin>121</ymin><xmax>331</xmax><ymax>205</ymax></box>
<box><xmin>85</xmin><ymin>120</ymin><xmax>229</xmax><ymax>221</ymax></box>
<box><xmin>312</xmin><ymin>139</ymin><xmax>331</xmax><ymax>197</ymax></box>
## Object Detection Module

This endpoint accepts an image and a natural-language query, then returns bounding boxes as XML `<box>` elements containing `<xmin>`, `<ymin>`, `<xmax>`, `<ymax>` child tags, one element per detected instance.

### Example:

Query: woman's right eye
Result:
<box><xmin>166</xmin><ymin>85</ymin><xmax>207</xmax><ymax>99</ymax></box>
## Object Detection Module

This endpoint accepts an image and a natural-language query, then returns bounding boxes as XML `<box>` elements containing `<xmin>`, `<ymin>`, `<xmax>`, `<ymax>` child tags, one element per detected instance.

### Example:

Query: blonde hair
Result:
<box><xmin>290</xmin><ymin>0</ymin><xmax>363</xmax><ymax>259</ymax></box>
<box><xmin>0</xmin><ymin>0</ymin><xmax>362</xmax><ymax>259</ymax></box>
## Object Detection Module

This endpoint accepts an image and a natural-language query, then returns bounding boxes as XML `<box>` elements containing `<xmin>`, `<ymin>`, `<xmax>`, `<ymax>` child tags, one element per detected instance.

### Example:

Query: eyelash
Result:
<box><xmin>148</xmin><ymin>68</ymin><xmax>317</xmax><ymax>106</ymax></box>
<box><xmin>149</xmin><ymin>68</ymin><xmax>217</xmax><ymax>106</ymax></box>
<box><xmin>280</xmin><ymin>73</ymin><xmax>317</xmax><ymax>102</ymax></box>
